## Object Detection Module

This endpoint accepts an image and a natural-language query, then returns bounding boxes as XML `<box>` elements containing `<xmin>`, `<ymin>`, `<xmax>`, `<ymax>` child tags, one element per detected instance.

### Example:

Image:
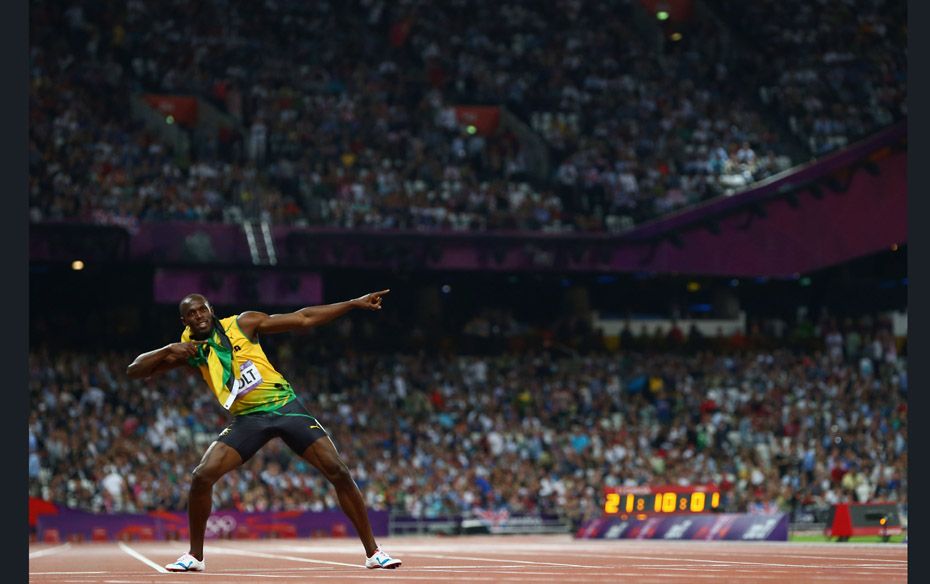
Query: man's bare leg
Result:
<box><xmin>187</xmin><ymin>441</ymin><xmax>243</xmax><ymax>560</ymax></box>
<box><xmin>300</xmin><ymin>437</ymin><xmax>378</xmax><ymax>556</ymax></box>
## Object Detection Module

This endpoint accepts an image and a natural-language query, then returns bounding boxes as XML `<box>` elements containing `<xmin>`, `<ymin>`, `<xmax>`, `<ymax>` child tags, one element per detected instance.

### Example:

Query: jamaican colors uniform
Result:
<box><xmin>182</xmin><ymin>315</ymin><xmax>328</xmax><ymax>460</ymax></box>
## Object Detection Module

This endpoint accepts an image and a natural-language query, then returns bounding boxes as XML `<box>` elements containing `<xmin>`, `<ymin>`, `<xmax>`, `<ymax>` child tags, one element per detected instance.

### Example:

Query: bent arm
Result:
<box><xmin>126</xmin><ymin>343</ymin><xmax>198</xmax><ymax>379</ymax></box>
<box><xmin>238</xmin><ymin>289</ymin><xmax>390</xmax><ymax>337</ymax></box>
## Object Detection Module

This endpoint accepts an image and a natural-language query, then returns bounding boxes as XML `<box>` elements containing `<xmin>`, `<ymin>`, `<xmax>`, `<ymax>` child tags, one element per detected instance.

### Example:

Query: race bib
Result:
<box><xmin>223</xmin><ymin>360</ymin><xmax>263</xmax><ymax>410</ymax></box>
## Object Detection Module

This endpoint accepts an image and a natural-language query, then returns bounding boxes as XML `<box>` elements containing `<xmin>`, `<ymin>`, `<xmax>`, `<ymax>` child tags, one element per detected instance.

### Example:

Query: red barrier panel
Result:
<box><xmin>454</xmin><ymin>106</ymin><xmax>501</xmax><ymax>136</ymax></box>
<box><xmin>143</xmin><ymin>95</ymin><xmax>199</xmax><ymax>127</ymax></box>
<box><xmin>29</xmin><ymin>497</ymin><xmax>58</xmax><ymax>528</ymax></box>
<box><xmin>639</xmin><ymin>0</ymin><xmax>694</xmax><ymax>21</ymax></box>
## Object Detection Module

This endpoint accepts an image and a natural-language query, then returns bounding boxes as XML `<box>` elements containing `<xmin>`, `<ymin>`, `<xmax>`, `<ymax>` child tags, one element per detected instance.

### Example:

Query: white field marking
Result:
<box><xmin>277</xmin><ymin>544</ymin><xmax>902</xmax><ymax>565</ymax></box>
<box><xmin>421</xmin><ymin>540</ymin><xmax>904</xmax><ymax>549</ymax></box>
<box><xmin>457</xmin><ymin>546</ymin><xmax>907</xmax><ymax>558</ymax></box>
<box><xmin>636</xmin><ymin>567</ymin><xmax>731</xmax><ymax>572</ymax></box>
<box><xmin>804</xmin><ymin>578</ymin><xmax>907</xmax><ymax>581</ymax></box>
<box><xmin>405</xmin><ymin>552</ymin><xmax>600</xmax><ymax>568</ymax></box>
<box><xmin>211</xmin><ymin>566</ymin><xmax>531</xmax><ymax>575</ymax></box>
<box><xmin>557</xmin><ymin>553</ymin><xmax>904</xmax><ymax>570</ymax></box>
<box><xmin>28</xmin><ymin>543</ymin><xmax>71</xmax><ymax>559</ymax></box>
<box><xmin>103</xmin><ymin>581</ymin><xmax>218</xmax><ymax>584</ymax></box>
<box><xmin>209</xmin><ymin>545</ymin><xmax>363</xmax><ymax>568</ymax></box>
<box><xmin>208</xmin><ymin>574</ymin><xmax>304</xmax><ymax>579</ymax></box>
<box><xmin>213</xmin><ymin>567</ymin><xmax>346</xmax><ymax>573</ymax></box>
<box><xmin>455</xmin><ymin>571</ymin><xmax>571</xmax><ymax>575</ymax></box>
<box><xmin>306</xmin><ymin>577</ymin><xmax>499</xmax><ymax>581</ymax></box>
<box><xmin>778</xmin><ymin>554</ymin><xmax>907</xmax><ymax>563</ymax></box>
<box><xmin>417</xmin><ymin>565</ymin><xmax>529</xmax><ymax>570</ymax></box>
<box><xmin>279</xmin><ymin>543</ymin><xmax>607</xmax><ymax>554</ymax></box>
<box><xmin>269</xmin><ymin>545</ymin><xmax>368</xmax><ymax>554</ymax></box>
<box><xmin>376</xmin><ymin>566</ymin><xmax>536</xmax><ymax>574</ymax></box>
<box><xmin>280</xmin><ymin>542</ymin><xmax>697</xmax><ymax>552</ymax></box>
<box><xmin>116</xmin><ymin>542</ymin><xmax>169</xmax><ymax>573</ymax></box>
<box><xmin>416</xmin><ymin>566</ymin><xmax>565</xmax><ymax>576</ymax></box>
<box><xmin>29</xmin><ymin>572</ymin><xmax>107</xmax><ymax>575</ymax></box>
<box><xmin>847</xmin><ymin>572</ymin><xmax>908</xmax><ymax>576</ymax></box>
<box><xmin>215</xmin><ymin>565</ymin><xmax>531</xmax><ymax>572</ymax></box>
<box><xmin>213</xmin><ymin>565</ymin><xmax>531</xmax><ymax>574</ymax></box>
<box><xmin>630</xmin><ymin>565</ymin><xmax>794</xmax><ymax>572</ymax></box>
<box><xmin>846</xmin><ymin>572</ymin><xmax>907</xmax><ymax>576</ymax></box>
<box><xmin>477</xmin><ymin>574</ymin><xmax>704</xmax><ymax>578</ymax></box>
<box><xmin>274</xmin><ymin>542</ymin><xmax>630</xmax><ymax>555</ymax></box>
<box><xmin>632</xmin><ymin>574</ymin><xmax>781</xmax><ymax>580</ymax></box>
<box><xmin>487</xmin><ymin>580</ymin><xmax>651</xmax><ymax>584</ymax></box>
<box><xmin>630</xmin><ymin>563</ymin><xmax>738</xmax><ymax>568</ymax></box>
<box><xmin>840</xmin><ymin>564</ymin><xmax>908</xmax><ymax>569</ymax></box>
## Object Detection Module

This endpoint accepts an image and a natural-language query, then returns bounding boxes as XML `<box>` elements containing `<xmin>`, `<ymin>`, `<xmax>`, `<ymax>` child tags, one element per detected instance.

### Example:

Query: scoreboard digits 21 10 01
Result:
<box><xmin>603</xmin><ymin>484</ymin><xmax>722</xmax><ymax>515</ymax></box>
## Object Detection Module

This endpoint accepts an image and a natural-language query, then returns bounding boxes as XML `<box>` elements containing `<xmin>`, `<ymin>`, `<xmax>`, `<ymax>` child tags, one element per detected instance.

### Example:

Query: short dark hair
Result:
<box><xmin>179</xmin><ymin>293</ymin><xmax>209</xmax><ymax>315</ymax></box>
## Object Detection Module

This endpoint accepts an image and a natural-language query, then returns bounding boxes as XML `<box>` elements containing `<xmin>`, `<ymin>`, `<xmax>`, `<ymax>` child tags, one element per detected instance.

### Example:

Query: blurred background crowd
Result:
<box><xmin>29</xmin><ymin>309</ymin><xmax>907</xmax><ymax>526</ymax></box>
<box><xmin>29</xmin><ymin>0</ymin><xmax>904</xmax><ymax>231</ymax></box>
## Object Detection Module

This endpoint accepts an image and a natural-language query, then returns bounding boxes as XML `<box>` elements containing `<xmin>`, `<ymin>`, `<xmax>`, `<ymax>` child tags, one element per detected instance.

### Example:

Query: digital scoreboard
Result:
<box><xmin>604</xmin><ymin>484</ymin><xmax>722</xmax><ymax>515</ymax></box>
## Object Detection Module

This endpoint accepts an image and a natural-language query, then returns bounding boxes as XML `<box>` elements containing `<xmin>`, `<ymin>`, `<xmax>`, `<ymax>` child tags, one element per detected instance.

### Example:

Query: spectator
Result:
<box><xmin>29</xmin><ymin>313</ymin><xmax>906</xmax><ymax>522</ymax></box>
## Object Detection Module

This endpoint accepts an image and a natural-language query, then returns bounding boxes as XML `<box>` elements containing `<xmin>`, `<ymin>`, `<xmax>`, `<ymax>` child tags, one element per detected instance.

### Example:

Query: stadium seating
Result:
<box><xmin>28</xmin><ymin>315</ymin><xmax>906</xmax><ymax>525</ymax></box>
<box><xmin>29</xmin><ymin>0</ymin><xmax>903</xmax><ymax>232</ymax></box>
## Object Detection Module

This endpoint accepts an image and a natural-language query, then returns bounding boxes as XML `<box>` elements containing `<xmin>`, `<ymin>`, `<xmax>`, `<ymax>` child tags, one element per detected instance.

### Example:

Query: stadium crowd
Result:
<box><xmin>706</xmin><ymin>0</ymin><xmax>907</xmax><ymax>156</ymax></box>
<box><xmin>29</xmin><ymin>312</ymin><xmax>906</xmax><ymax>526</ymax></box>
<box><xmin>29</xmin><ymin>0</ymin><xmax>911</xmax><ymax>232</ymax></box>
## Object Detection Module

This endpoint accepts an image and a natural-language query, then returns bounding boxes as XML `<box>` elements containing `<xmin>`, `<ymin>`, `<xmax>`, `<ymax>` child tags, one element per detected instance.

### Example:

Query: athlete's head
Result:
<box><xmin>179</xmin><ymin>293</ymin><xmax>214</xmax><ymax>338</ymax></box>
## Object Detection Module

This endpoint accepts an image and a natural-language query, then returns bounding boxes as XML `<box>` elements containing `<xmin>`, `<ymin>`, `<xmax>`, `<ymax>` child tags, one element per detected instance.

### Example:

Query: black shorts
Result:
<box><xmin>216</xmin><ymin>398</ymin><xmax>329</xmax><ymax>462</ymax></box>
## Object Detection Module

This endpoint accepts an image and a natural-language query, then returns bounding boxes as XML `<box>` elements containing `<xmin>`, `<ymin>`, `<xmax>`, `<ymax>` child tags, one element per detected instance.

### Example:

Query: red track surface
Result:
<box><xmin>29</xmin><ymin>535</ymin><xmax>907</xmax><ymax>583</ymax></box>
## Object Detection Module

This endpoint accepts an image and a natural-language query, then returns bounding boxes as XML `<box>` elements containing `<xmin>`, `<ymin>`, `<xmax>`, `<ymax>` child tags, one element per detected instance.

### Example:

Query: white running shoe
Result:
<box><xmin>365</xmin><ymin>546</ymin><xmax>402</xmax><ymax>569</ymax></box>
<box><xmin>165</xmin><ymin>553</ymin><xmax>206</xmax><ymax>572</ymax></box>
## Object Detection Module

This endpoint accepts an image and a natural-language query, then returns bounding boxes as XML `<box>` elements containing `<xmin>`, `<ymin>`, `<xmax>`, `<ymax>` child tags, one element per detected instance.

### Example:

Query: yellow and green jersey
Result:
<box><xmin>181</xmin><ymin>315</ymin><xmax>296</xmax><ymax>416</ymax></box>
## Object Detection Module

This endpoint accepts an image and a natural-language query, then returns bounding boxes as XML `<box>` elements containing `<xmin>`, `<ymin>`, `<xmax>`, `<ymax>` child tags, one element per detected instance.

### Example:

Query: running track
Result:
<box><xmin>29</xmin><ymin>535</ymin><xmax>908</xmax><ymax>583</ymax></box>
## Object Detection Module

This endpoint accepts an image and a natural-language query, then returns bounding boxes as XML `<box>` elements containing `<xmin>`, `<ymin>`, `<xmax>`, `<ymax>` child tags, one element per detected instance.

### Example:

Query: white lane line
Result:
<box><xmin>117</xmin><ymin>542</ymin><xmax>169</xmax><ymax>573</ymax></box>
<box><xmin>407</xmin><ymin>552</ymin><xmax>600</xmax><ymax>569</ymax></box>
<box><xmin>214</xmin><ymin>567</ymin><xmax>342</xmax><ymax>573</ymax></box>
<box><xmin>638</xmin><ymin>567</ymin><xmax>731</xmax><ymax>572</ymax></box>
<box><xmin>418</xmin><ymin>565</ymin><xmax>529</xmax><ymax>570</ymax></box>
<box><xmin>307</xmin><ymin>577</ymin><xmax>498</xmax><ymax>581</ymax></box>
<box><xmin>845</xmin><ymin>564</ymin><xmax>908</xmax><ymax>568</ymax></box>
<box><xmin>105</xmin><ymin>581</ymin><xmax>194</xmax><ymax>584</ymax></box>
<box><xmin>631</xmin><ymin>563</ymin><xmax>736</xmax><ymax>568</ymax></box>
<box><xmin>805</xmin><ymin>579</ymin><xmax>908</xmax><ymax>582</ymax></box>
<box><xmin>29</xmin><ymin>572</ymin><xmax>107</xmax><ymax>575</ymax></box>
<box><xmin>29</xmin><ymin>543</ymin><xmax>71</xmax><ymax>559</ymax></box>
<box><xmin>466</xmin><ymin>548</ymin><xmax>908</xmax><ymax>563</ymax></box>
<box><xmin>462</xmin><ymin>571</ymin><xmax>567</xmax><ymax>575</ymax></box>
<box><xmin>211</xmin><ymin>575</ymin><xmax>305</xmax><ymax>579</ymax></box>
<box><xmin>401</xmin><ymin>566</ymin><xmax>540</xmax><ymax>576</ymax></box>
<box><xmin>565</xmin><ymin>553</ymin><xmax>899</xmax><ymax>570</ymax></box>
<box><xmin>630</xmin><ymin>562</ymin><xmax>907</xmax><ymax>574</ymax></box>
<box><xmin>655</xmin><ymin>576</ymin><xmax>783</xmax><ymax>580</ymax></box>
<box><xmin>779</xmin><ymin>554</ymin><xmax>908</xmax><ymax>563</ymax></box>
<box><xmin>212</xmin><ymin>565</ymin><xmax>528</xmax><ymax>574</ymax></box>
<box><xmin>209</xmin><ymin>545</ymin><xmax>363</xmax><ymax>568</ymax></box>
